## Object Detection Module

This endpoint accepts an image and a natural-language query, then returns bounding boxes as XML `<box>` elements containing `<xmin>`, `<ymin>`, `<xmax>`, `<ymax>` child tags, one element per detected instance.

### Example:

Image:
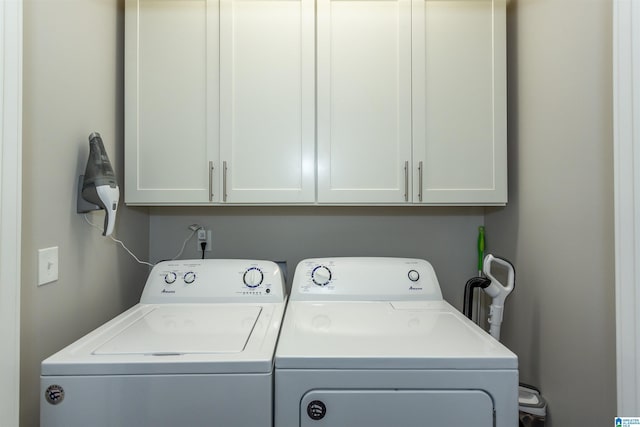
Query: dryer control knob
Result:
<box><xmin>164</xmin><ymin>272</ymin><xmax>177</xmax><ymax>284</ymax></box>
<box><xmin>183</xmin><ymin>271</ymin><xmax>196</xmax><ymax>284</ymax></box>
<box><xmin>408</xmin><ymin>270</ymin><xmax>420</xmax><ymax>282</ymax></box>
<box><xmin>311</xmin><ymin>266</ymin><xmax>332</xmax><ymax>286</ymax></box>
<box><xmin>243</xmin><ymin>267</ymin><xmax>263</xmax><ymax>288</ymax></box>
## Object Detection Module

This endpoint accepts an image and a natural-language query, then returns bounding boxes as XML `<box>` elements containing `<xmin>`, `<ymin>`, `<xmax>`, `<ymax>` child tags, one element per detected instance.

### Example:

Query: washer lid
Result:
<box><xmin>93</xmin><ymin>306</ymin><xmax>261</xmax><ymax>355</ymax></box>
<box><xmin>41</xmin><ymin>302</ymin><xmax>286</xmax><ymax>376</ymax></box>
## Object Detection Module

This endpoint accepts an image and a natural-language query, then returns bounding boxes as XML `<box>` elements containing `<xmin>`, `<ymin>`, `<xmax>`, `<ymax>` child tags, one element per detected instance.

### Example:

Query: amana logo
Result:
<box><xmin>45</xmin><ymin>385</ymin><xmax>65</xmax><ymax>405</ymax></box>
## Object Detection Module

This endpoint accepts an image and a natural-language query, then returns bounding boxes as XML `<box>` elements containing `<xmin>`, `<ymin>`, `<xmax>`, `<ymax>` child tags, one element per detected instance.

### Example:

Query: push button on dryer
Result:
<box><xmin>307</xmin><ymin>400</ymin><xmax>326</xmax><ymax>420</ymax></box>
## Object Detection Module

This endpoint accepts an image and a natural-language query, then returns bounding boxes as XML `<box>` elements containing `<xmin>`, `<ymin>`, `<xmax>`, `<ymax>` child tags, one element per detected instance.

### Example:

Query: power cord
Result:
<box><xmin>83</xmin><ymin>216</ymin><xmax>204</xmax><ymax>265</ymax></box>
<box><xmin>170</xmin><ymin>224</ymin><xmax>202</xmax><ymax>260</ymax></box>
<box><xmin>83</xmin><ymin>214</ymin><xmax>154</xmax><ymax>267</ymax></box>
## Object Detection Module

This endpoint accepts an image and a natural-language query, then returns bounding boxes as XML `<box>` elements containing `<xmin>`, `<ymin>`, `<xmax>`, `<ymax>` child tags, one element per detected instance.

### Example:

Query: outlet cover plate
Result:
<box><xmin>38</xmin><ymin>246</ymin><xmax>58</xmax><ymax>286</ymax></box>
<box><xmin>196</xmin><ymin>230</ymin><xmax>212</xmax><ymax>252</ymax></box>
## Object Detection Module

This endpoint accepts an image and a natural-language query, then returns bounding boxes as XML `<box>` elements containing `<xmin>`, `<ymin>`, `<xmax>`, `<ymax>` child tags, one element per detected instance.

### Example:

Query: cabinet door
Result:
<box><xmin>317</xmin><ymin>0</ymin><xmax>412</xmax><ymax>204</ymax></box>
<box><xmin>219</xmin><ymin>0</ymin><xmax>315</xmax><ymax>204</ymax></box>
<box><xmin>412</xmin><ymin>0</ymin><xmax>507</xmax><ymax>205</ymax></box>
<box><xmin>125</xmin><ymin>0</ymin><xmax>219</xmax><ymax>205</ymax></box>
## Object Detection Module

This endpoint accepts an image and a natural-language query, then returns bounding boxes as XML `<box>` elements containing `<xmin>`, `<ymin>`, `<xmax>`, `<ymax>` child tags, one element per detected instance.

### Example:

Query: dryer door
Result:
<box><xmin>300</xmin><ymin>389</ymin><xmax>493</xmax><ymax>426</ymax></box>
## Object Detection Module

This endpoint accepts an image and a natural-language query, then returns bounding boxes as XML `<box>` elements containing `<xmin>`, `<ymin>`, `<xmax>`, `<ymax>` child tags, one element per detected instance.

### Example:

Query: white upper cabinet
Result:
<box><xmin>219</xmin><ymin>0</ymin><xmax>315</xmax><ymax>203</ymax></box>
<box><xmin>125</xmin><ymin>0</ymin><xmax>219</xmax><ymax>204</ymax></box>
<box><xmin>412</xmin><ymin>0</ymin><xmax>507</xmax><ymax>204</ymax></box>
<box><xmin>125</xmin><ymin>0</ymin><xmax>507</xmax><ymax>206</ymax></box>
<box><xmin>316</xmin><ymin>0</ymin><xmax>413</xmax><ymax>204</ymax></box>
<box><xmin>125</xmin><ymin>0</ymin><xmax>314</xmax><ymax>205</ymax></box>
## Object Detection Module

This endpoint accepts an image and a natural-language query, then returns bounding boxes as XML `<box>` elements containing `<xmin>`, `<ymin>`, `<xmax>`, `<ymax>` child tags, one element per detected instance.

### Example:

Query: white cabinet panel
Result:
<box><xmin>412</xmin><ymin>0</ymin><xmax>507</xmax><ymax>204</ymax></box>
<box><xmin>125</xmin><ymin>0</ymin><xmax>219</xmax><ymax>204</ymax></box>
<box><xmin>220</xmin><ymin>0</ymin><xmax>315</xmax><ymax>203</ymax></box>
<box><xmin>317</xmin><ymin>0</ymin><xmax>412</xmax><ymax>203</ymax></box>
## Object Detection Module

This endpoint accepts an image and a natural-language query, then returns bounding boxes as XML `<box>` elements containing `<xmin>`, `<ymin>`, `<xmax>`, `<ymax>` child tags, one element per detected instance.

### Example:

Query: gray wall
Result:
<box><xmin>485</xmin><ymin>0</ymin><xmax>616</xmax><ymax>425</ymax></box>
<box><xmin>21</xmin><ymin>1</ymin><xmax>150</xmax><ymax>426</ymax></box>
<box><xmin>149</xmin><ymin>207</ymin><xmax>485</xmax><ymax>308</ymax></box>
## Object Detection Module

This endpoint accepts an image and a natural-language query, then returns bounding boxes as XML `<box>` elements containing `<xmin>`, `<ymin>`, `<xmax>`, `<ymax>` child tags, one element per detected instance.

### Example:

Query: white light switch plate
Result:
<box><xmin>38</xmin><ymin>246</ymin><xmax>58</xmax><ymax>286</ymax></box>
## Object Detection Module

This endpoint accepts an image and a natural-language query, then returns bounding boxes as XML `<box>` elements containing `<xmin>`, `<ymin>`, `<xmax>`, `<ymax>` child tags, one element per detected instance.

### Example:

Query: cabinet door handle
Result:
<box><xmin>223</xmin><ymin>161</ymin><xmax>228</xmax><ymax>202</ymax></box>
<box><xmin>209</xmin><ymin>161</ymin><xmax>214</xmax><ymax>202</ymax></box>
<box><xmin>404</xmin><ymin>160</ymin><xmax>409</xmax><ymax>202</ymax></box>
<box><xmin>418</xmin><ymin>161</ymin><xmax>423</xmax><ymax>202</ymax></box>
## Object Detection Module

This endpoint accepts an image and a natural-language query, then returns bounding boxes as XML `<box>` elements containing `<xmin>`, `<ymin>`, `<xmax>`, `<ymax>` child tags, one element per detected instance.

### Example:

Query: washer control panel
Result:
<box><xmin>140</xmin><ymin>259</ymin><xmax>285</xmax><ymax>304</ymax></box>
<box><xmin>292</xmin><ymin>257</ymin><xmax>443</xmax><ymax>302</ymax></box>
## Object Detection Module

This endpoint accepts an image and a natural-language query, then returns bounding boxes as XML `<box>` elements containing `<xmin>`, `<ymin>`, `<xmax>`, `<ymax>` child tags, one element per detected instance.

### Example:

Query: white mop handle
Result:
<box><xmin>488</xmin><ymin>303</ymin><xmax>504</xmax><ymax>340</ymax></box>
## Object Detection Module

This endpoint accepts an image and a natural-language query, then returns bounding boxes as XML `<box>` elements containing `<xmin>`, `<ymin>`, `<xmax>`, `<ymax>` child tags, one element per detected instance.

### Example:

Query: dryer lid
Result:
<box><xmin>275</xmin><ymin>300</ymin><xmax>517</xmax><ymax>370</ymax></box>
<box><xmin>93</xmin><ymin>305</ymin><xmax>261</xmax><ymax>355</ymax></box>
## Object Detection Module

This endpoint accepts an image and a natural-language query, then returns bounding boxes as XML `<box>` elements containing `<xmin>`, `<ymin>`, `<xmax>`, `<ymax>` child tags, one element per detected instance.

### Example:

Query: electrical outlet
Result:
<box><xmin>196</xmin><ymin>229</ymin><xmax>212</xmax><ymax>252</ymax></box>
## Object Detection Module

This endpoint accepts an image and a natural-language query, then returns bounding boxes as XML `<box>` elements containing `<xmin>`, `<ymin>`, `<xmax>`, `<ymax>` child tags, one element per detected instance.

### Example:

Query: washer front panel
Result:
<box><xmin>41</xmin><ymin>372</ymin><xmax>271</xmax><ymax>427</ymax></box>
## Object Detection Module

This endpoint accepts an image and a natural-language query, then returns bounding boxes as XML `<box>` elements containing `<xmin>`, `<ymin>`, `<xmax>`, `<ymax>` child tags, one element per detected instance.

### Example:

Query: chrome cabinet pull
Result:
<box><xmin>418</xmin><ymin>161</ymin><xmax>423</xmax><ymax>202</ymax></box>
<box><xmin>209</xmin><ymin>161</ymin><xmax>214</xmax><ymax>202</ymax></box>
<box><xmin>223</xmin><ymin>161</ymin><xmax>228</xmax><ymax>202</ymax></box>
<box><xmin>404</xmin><ymin>160</ymin><xmax>409</xmax><ymax>202</ymax></box>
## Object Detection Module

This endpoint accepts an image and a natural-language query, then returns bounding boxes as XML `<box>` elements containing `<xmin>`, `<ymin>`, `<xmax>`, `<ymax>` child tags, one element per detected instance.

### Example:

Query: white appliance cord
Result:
<box><xmin>83</xmin><ymin>214</ymin><xmax>201</xmax><ymax>266</ymax></box>
<box><xmin>84</xmin><ymin>214</ymin><xmax>154</xmax><ymax>267</ymax></box>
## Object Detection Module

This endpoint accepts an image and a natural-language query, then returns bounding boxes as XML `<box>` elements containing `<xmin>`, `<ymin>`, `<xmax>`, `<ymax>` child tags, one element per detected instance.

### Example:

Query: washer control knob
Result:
<box><xmin>312</xmin><ymin>266</ymin><xmax>332</xmax><ymax>286</ymax></box>
<box><xmin>164</xmin><ymin>272</ymin><xmax>177</xmax><ymax>284</ymax></box>
<box><xmin>243</xmin><ymin>267</ymin><xmax>264</xmax><ymax>288</ymax></box>
<box><xmin>408</xmin><ymin>270</ymin><xmax>420</xmax><ymax>282</ymax></box>
<box><xmin>183</xmin><ymin>271</ymin><xmax>196</xmax><ymax>284</ymax></box>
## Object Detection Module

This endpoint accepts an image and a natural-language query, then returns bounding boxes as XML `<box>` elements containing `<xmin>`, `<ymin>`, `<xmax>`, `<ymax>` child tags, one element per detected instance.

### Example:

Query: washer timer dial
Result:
<box><xmin>183</xmin><ymin>271</ymin><xmax>196</xmax><ymax>284</ymax></box>
<box><xmin>164</xmin><ymin>272</ymin><xmax>177</xmax><ymax>284</ymax></box>
<box><xmin>243</xmin><ymin>267</ymin><xmax>264</xmax><ymax>288</ymax></box>
<box><xmin>311</xmin><ymin>265</ymin><xmax>332</xmax><ymax>286</ymax></box>
<box><xmin>408</xmin><ymin>270</ymin><xmax>420</xmax><ymax>282</ymax></box>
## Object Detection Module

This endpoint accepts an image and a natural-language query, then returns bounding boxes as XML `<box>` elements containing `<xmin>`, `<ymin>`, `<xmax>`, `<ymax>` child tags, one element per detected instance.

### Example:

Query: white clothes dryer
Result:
<box><xmin>275</xmin><ymin>257</ymin><xmax>518</xmax><ymax>427</ymax></box>
<box><xmin>41</xmin><ymin>259</ymin><xmax>286</xmax><ymax>427</ymax></box>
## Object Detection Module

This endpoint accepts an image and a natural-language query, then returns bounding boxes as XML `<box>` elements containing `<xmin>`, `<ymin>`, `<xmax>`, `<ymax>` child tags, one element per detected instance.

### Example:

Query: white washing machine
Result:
<box><xmin>41</xmin><ymin>259</ymin><xmax>286</xmax><ymax>427</ymax></box>
<box><xmin>275</xmin><ymin>257</ymin><xmax>518</xmax><ymax>427</ymax></box>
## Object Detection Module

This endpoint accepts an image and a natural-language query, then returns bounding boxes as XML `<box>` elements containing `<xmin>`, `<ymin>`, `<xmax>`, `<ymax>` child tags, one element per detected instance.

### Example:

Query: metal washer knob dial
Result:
<box><xmin>164</xmin><ymin>272</ymin><xmax>177</xmax><ymax>284</ymax></box>
<box><xmin>183</xmin><ymin>271</ymin><xmax>196</xmax><ymax>284</ymax></box>
<box><xmin>312</xmin><ymin>266</ymin><xmax>332</xmax><ymax>286</ymax></box>
<box><xmin>243</xmin><ymin>267</ymin><xmax>264</xmax><ymax>288</ymax></box>
<box><xmin>408</xmin><ymin>270</ymin><xmax>420</xmax><ymax>282</ymax></box>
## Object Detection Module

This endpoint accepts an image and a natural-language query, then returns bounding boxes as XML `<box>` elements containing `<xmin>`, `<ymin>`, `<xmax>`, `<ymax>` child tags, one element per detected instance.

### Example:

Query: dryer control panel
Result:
<box><xmin>291</xmin><ymin>257</ymin><xmax>443</xmax><ymax>302</ymax></box>
<box><xmin>140</xmin><ymin>259</ymin><xmax>285</xmax><ymax>304</ymax></box>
